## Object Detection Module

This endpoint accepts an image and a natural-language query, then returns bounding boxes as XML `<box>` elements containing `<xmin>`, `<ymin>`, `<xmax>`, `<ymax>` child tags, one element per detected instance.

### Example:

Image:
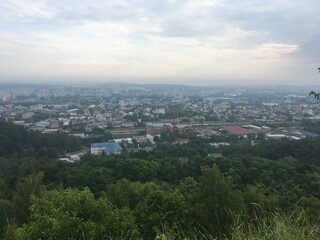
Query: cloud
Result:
<box><xmin>0</xmin><ymin>0</ymin><xmax>56</xmax><ymax>22</ymax></box>
<box><xmin>0</xmin><ymin>0</ymin><xmax>319</xmax><ymax>85</ymax></box>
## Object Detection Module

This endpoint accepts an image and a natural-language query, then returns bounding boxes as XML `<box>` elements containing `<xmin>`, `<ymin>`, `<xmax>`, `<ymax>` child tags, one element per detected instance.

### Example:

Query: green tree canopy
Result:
<box><xmin>15</xmin><ymin>188</ymin><xmax>140</xmax><ymax>240</ymax></box>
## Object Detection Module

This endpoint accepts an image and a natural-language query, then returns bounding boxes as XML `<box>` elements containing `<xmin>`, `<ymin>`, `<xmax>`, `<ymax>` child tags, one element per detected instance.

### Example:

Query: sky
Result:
<box><xmin>0</xmin><ymin>0</ymin><xmax>319</xmax><ymax>86</ymax></box>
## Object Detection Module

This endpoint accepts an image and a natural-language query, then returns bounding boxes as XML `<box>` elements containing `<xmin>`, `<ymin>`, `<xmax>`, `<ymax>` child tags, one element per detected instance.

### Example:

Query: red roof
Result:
<box><xmin>223</xmin><ymin>125</ymin><xmax>254</xmax><ymax>136</ymax></box>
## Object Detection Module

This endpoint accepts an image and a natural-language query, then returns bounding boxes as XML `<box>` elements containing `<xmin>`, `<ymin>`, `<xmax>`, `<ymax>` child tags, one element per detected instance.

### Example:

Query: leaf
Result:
<box><xmin>309</xmin><ymin>91</ymin><xmax>320</xmax><ymax>100</ymax></box>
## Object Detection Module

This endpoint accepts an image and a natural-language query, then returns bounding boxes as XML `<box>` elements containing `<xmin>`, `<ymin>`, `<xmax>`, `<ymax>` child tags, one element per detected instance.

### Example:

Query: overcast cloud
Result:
<box><xmin>0</xmin><ymin>0</ymin><xmax>319</xmax><ymax>85</ymax></box>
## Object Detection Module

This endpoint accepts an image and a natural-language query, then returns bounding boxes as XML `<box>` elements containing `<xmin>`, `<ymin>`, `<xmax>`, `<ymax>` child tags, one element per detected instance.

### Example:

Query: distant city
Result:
<box><xmin>0</xmin><ymin>83</ymin><xmax>319</xmax><ymax>160</ymax></box>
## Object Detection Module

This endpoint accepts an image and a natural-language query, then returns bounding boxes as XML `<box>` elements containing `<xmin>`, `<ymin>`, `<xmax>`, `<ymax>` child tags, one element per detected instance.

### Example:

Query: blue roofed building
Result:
<box><xmin>300</xmin><ymin>131</ymin><xmax>319</xmax><ymax>137</ymax></box>
<box><xmin>90</xmin><ymin>142</ymin><xmax>122</xmax><ymax>155</ymax></box>
<box><xmin>293</xmin><ymin>131</ymin><xmax>319</xmax><ymax>138</ymax></box>
<box><xmin>30</xmin><ymin>123</ymin><xmax>45</xmax><ymax>131</ymax></box>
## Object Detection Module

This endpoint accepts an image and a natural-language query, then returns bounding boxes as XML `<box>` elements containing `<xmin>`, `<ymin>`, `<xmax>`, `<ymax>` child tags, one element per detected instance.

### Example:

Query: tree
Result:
<box><xmin>192</xmin><ymin>166</ymin><xmax>245</xmax><ymax>237</ymax></box>
<box><xmin>0</xmin><ymin>180</ymin><xmax>14</xmax><ymax>238</ymax></box>
<box><xmin>14</xmin><ymin>172</ymin><xmax>46</xmax><ymax>226</ymax></box>
<box><xmin>135</xmin><ymin>190</ymin><xmax>189</xmax><ymax>239</ymax></box>
<box><xmin>15</xmin><ymin>188</ymin><xmax>140</xmax><ymax>240</ymax></box>
<box><xmin>0</xmin><ymin>199</ymin><xmax>14</xmax><ymax>239</ymax></box>
<box><xmin>309</xmin><ymin>67</ymin><xmax>320</xmax><ymax>100</ymax></box>
<box><xmin>14</xmin><ymin>113</ymin><xmax>23</xmax><ymax>121</ymax></box>
<box><xmin>107</xmin><ymin>122</ymin><xmax>113</xmax><ymax>129</ymax></box>
<box><xmin>105</xmin><ymin>179</ymin><xmax>159</xmax><ymax>209</ymax></box>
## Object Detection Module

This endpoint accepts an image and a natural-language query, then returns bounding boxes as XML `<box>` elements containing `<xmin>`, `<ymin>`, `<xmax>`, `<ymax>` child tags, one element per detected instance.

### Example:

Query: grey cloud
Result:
<box><xmin>0</xmin><ymin>0</ymin><xmax>318</xmax><ymax>85</ymax></box>
<box><xmin>47</xmin><ymin>0</ymin><xmax>172</xmax><ymax>22</ymax></box>
<box><xmin>212</xmin><ymin>1</ymin><xmax>320</xmax><ymax>42</ymax></box>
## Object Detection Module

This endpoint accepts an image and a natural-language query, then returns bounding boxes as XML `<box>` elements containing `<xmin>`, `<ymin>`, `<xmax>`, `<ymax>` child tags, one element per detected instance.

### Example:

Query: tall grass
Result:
<box><xmin>231</xmin><ymin>209</ymin><xmax>319</xmax><ymax>240</ymax></box>
<box><xmin>155</xmin><ymin>209</ymin><xmax>320</xmax><ymax>240</ymax></box>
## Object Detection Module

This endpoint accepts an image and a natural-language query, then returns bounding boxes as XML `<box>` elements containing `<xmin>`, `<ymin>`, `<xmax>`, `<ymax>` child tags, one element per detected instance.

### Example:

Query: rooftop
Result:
<box><xmin>223</xmin><ymin>125</ymin><xmax>254</xmax><ymax>136</ymax></box>
<box><xmin>91</xmin><ymin>142</ymin><xmax>122</xmax><ymax>154</ymax></box>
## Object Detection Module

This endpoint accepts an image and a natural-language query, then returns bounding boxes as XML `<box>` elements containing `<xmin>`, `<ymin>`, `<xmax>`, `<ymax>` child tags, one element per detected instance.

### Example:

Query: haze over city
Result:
<box><xmin>0</xmin><ymin>0</ymin><xmax>319</xmax><ymax>85</ymax></box>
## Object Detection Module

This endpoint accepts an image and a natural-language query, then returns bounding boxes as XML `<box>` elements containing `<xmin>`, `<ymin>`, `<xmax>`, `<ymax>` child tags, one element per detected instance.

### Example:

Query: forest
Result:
<box><xmin>0</xmin><ymin>122</ymin><xmax>319</xmax><ymax>239</ymax></box>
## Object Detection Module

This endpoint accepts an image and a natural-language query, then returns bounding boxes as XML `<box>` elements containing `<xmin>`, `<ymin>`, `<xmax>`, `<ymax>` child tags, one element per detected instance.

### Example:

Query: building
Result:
<box><xmin>210</xmin><ymin>142</ymin><xmax>230</xmax><ymax>147</ymax></box>
<box><xmin>91</xmin><ymin>142</ymin><xmax>122</xmax><ymax>155</ymax></box>
<box><xmin>13</xmin><ymin>120</ymin><xmax>25</xmax><ymax>125</ymax></box>
<box><xmin>208</xmin><ymin>153</ymin><xmax>223</xmax><ymax>158</ymax></box>
<box><xmin>133</xmin><ymin>135</ymin><xmax>148</xmax><ymax>144</ymax></box>
<box><xmin>261</xmin><ymin>126</ymin><xmax>272</xmax><ymax>132</ymax></box>
<box><xmin>146</xmin><ymin>134</ymin><xmax>156</xmax><ymax>145</ymax></box>
<box><xmin>242</xmin><ymin>124</ymin><xmax>262</xmax><ymax>133</ymax></box>
<box><xmin>60</xmin><ymin>148</ymin><xmax>89</xmax><ymax>162</ymax></box>
<box><xmin>50</xmin><ymin>119</ymin><xmax>60</xmax><ymax>129</ymax></box>
<box><xmin>145</xmin><ymin>122</ymin><xmax>189</xmax><ymax>136</ymax></box>
<box><xmin>30</xmin><ymin>123</ymin><xmax>45</xmax><ymax>131</ymax></box>
<box><xmin>266</xmin><ymin>134</ymin><xmax>287</xmax><ymax>140</ymax></box>
<box><xmin>176</xmin><ymin>124</ymin><xmax>190</xmax><ymax>134</ymax></box>
<box><xmin>222</xmin><ymin>125</ymin><xmax>254</xmax><ymax>136</ymax></box>
<box><xmin>153</xmin><ymin>107</ymin><xmax>166</xmax><ymax>115</ymax></box>
<box><xmin>293</xmin><ymin>131</ymin><xmax>319</xmax><ymax>138</ymax></box>
<box><xmin>145</xmin><ymin>123</ymin><xmax>173</xmax><ymax>135</ymax></box>
<box><xmin>22</xmin><ymin>111</ymin><xmax>35</xmax><ymax>119</ymax></box>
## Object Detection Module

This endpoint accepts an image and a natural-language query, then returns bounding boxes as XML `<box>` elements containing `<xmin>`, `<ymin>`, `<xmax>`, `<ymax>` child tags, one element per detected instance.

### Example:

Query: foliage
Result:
<box><xmin>309</xmin><ymin>67</ymin><xmax>320</xmax><ymax>101</ymax></box>
<box><xmin>15</xmin><ymin>188</ymin><xmax>140</xmax><ymax>240</ymax></box>
<box><xmin>0</xmin><ymin>122</ymin><xmax>82</xmax><ymax>157</ymax></box>
<box><xmin>0</xmin><ymin>123</ymin><xmax>319</xmax><ymax>239</ymax></box>
<box><xmin>14</xmin><ymin>172</ymin><xmax>46</xmax><ymax>226</ymax></box>
<box><xmin>309</xmin><ymin>91</ymin><xmax>320</xmax><ymax>101</ymax></box>
<box><xmin>231</xmin><ymin>210</ymin><xmax>320</xmax><ymax>240</ymax></box>
<box><xmin>192</xmin><ymin>166</ymin><xmax>245</xmax><ymax>237</ymax></box>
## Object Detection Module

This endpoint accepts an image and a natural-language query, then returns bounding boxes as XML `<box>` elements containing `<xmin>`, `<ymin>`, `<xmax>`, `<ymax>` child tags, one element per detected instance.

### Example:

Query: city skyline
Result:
<box><xmin>0</xmin><ymin>0</ymin><xmax>319</xmax><ymax>85</ymax></box>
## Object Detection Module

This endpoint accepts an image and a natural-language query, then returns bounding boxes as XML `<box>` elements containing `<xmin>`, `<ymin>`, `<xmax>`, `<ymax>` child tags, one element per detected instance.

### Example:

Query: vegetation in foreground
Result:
<box><xmin>0</xmin><ymin>122</ymin><xmax>319</xmax><ymax>239</ymax></box>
